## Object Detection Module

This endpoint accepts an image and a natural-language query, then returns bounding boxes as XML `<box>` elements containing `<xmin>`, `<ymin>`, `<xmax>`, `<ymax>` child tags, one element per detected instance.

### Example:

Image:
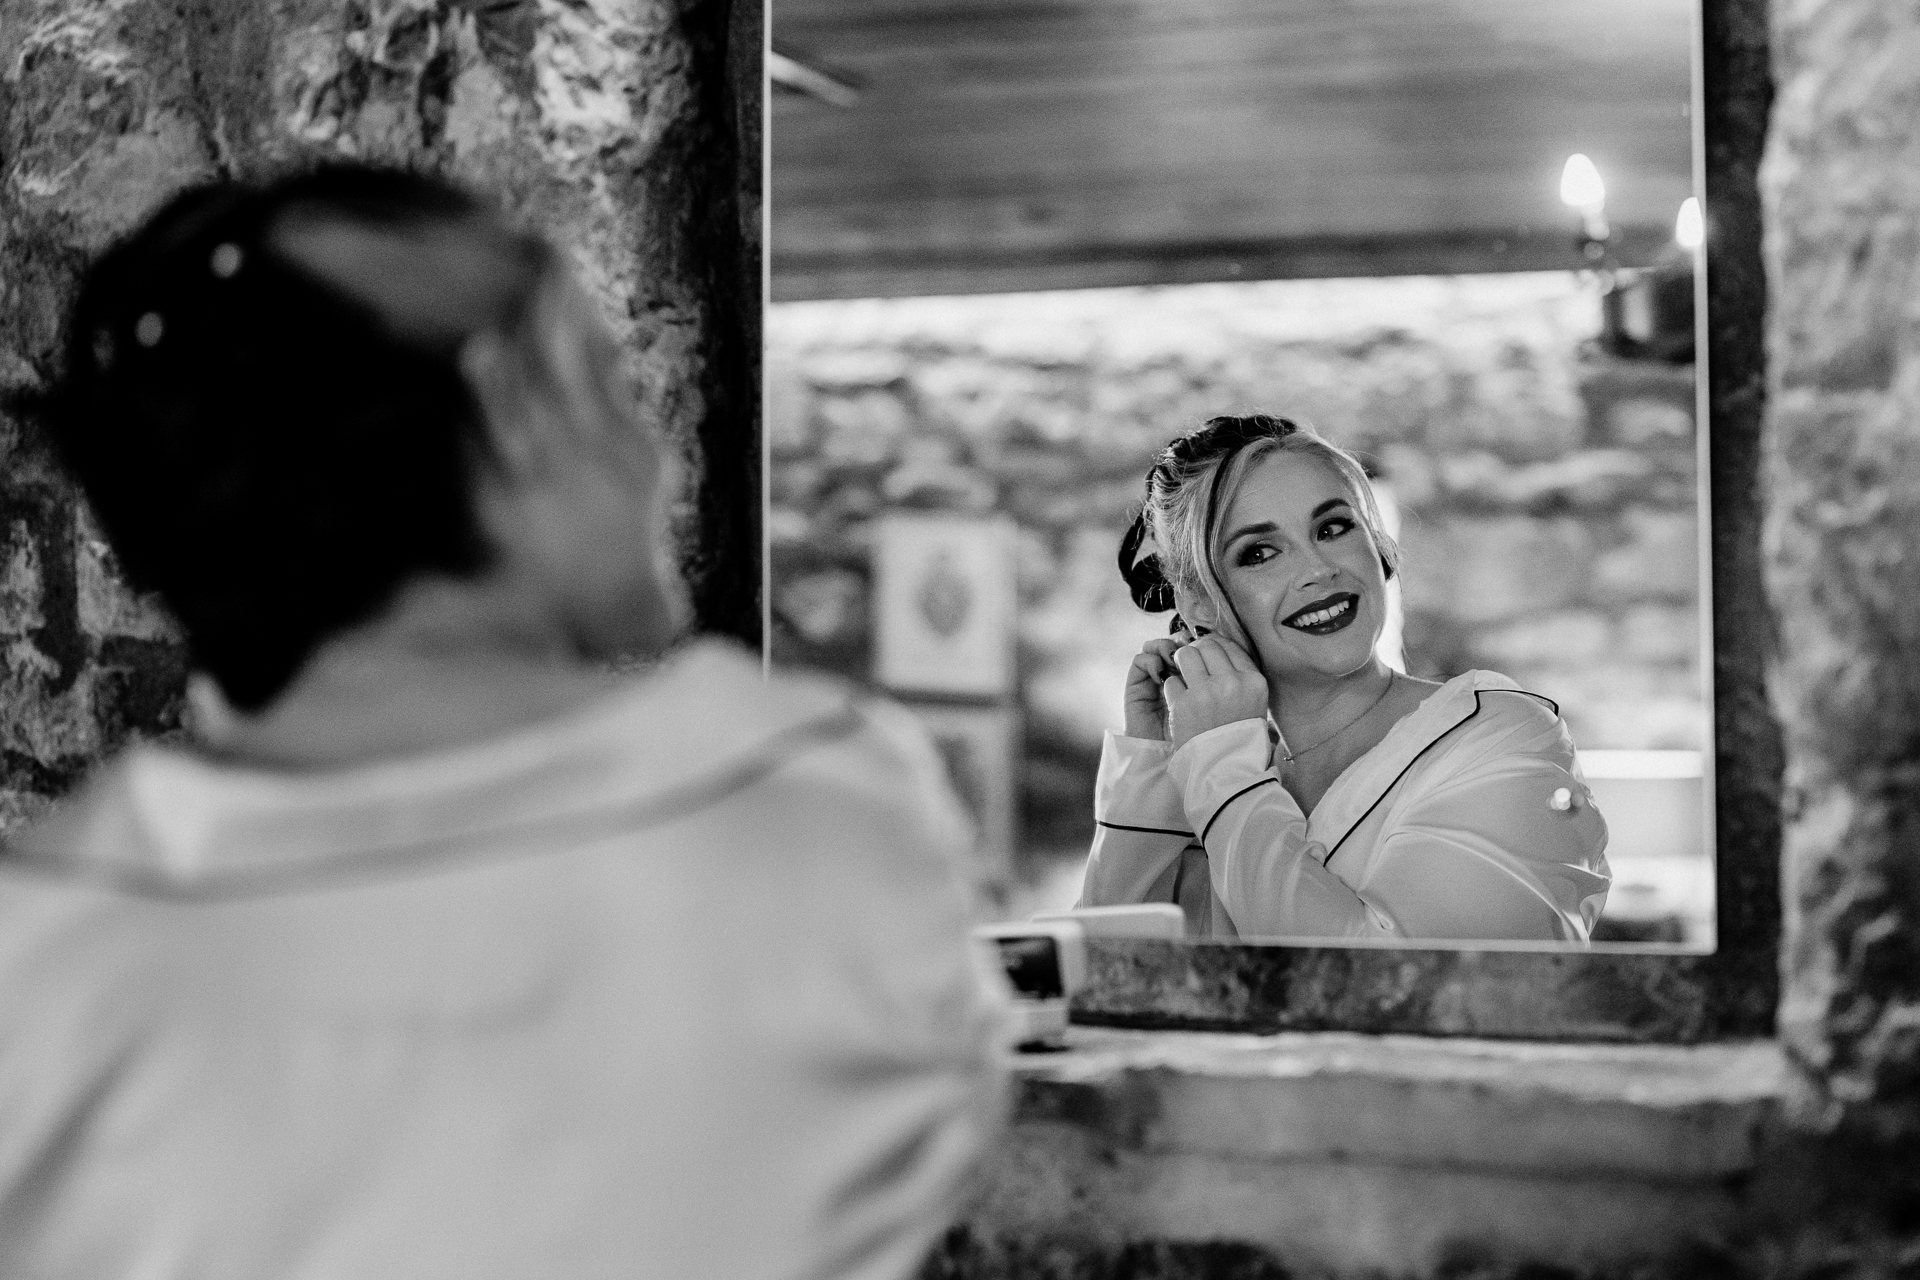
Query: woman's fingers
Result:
<box><xmin>1162</xmin><ymin>634</ymin><xmax>1270</xmax><ymax>750</ymax></box>
<box><xmin>1129</xmin><ymin>638</ymin><xmax>1179</xmax><ymax>677</ymax></box>
<box><xmin>1173</xmin><ymin>635</ymin><xmax>1247</xmax><ymax>680</ymax></box>
<box><xmin>1124</xmin><ymin>642</ymin><xmax>1178</xmax><ymax>741</ymax></box>
<box><xmin>1172</xmin><ymin>643</ymin><xmax>1216</xmax><ymax>682</ymax></box>
<box><xmin>1127</xmin><ymin>650</ymin><xmax>1168</xmax><ymax>683</ymax></box>
<box><xmin>1208</xmin><ymin>635</ymin><xmax>1260</xmax><ymax>673</ymax></box>
<box><xmin>1141</xmin><ymin>637</ymin><xmax>1181</xmax><ymax>664</ymax></box>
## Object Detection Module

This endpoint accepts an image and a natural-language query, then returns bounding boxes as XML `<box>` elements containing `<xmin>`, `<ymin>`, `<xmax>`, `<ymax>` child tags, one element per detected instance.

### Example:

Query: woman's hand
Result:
<box><xmin>1164</xmin><ymin>635</ymin><xmax>1268</xmax><ymax>751</ymax></box>
<box><xmin>1123</xmin><ymin>637</ymin><xmax>1184</xmax><ymax>741</ymax></box>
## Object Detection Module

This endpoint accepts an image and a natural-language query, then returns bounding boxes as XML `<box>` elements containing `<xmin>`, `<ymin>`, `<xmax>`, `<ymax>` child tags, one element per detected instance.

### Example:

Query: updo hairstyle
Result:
<box><xmin>1118</xmin><ymin>414</ymin><xmax>1399</xmax><ymax>643</ymax></box>
<box><xmin>20</xmin><ymin>165</ymin><xmax>556</xmax><ymax>710</ymax></box>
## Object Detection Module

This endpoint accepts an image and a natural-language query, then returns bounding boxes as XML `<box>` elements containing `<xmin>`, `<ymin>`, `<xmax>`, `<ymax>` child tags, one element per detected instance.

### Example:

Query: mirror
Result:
<box><xmin>767</xmin><ymin>0</ymin><xmax>1709</xmax><ymax>950</ymax></box>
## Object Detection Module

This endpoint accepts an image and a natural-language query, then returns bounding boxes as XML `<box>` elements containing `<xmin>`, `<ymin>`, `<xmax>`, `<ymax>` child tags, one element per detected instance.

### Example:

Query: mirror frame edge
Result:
<box><xmin>754</xmin><ymin>0</ymin><xmax>1782</xmax><ymax>1043</ymax></box>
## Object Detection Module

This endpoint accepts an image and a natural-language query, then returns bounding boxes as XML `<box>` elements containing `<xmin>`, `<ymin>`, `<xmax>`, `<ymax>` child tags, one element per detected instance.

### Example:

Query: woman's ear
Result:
<box><xmin>1171</xmin><ymin>584</ymin><xmax>1219</xmax><ymax>633</ymax></box>
<box><xmin>458</xmin><ymin>328</ymin><xmax>539</xmax><ymax>477</ymax></box>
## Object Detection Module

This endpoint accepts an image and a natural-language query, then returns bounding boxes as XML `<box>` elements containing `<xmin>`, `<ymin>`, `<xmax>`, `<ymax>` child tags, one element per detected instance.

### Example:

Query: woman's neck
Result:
<box><xmin>1266</xmin><ymin>661</ymin><xmax>1445</xmax><ymax>816</ymax></box>
<box><xmin>194</xmin><ymin>575</ymin><xmax>628</xmax><ymax>771</ymax></box>
<box><xmin>1266</xmin><ymin>660</ymin><xmax>1397</xmax><ymax>752</ymax></box>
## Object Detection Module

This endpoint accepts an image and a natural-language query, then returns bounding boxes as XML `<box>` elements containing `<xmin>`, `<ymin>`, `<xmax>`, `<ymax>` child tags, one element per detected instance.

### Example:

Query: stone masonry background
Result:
<box><xmin>0</xmin><ymin>0</ymin><xmax>757</xmax><ymax>835</ymax></box>
<box><xmin>768</xmin><ymin>273</ymin><xmax>1705</xmax><ymax>857</ymax></box>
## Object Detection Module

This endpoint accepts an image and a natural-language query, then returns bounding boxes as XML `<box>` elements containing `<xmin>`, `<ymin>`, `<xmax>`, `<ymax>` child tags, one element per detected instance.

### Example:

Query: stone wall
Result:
<box><xmin>1764</xmin><ymin>0</ymin><xmax>1920</xmax><ymax>1140</ymax></box>
<box><xmin>0</xmin><ymin>0</ymin><xmax>759</xmax><ymax>832</ymax></box>
<box><xmin>769</xmin><ymin>275</ymin><xmax>1705</xmax><ymax>856</ymax></box>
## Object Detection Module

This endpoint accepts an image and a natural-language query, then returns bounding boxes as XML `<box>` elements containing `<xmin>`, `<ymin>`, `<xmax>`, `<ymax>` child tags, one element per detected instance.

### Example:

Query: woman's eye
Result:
<box><xmin>1236</xmin><ymin>543</ymin><xmax>1276</xmax><ymax>567</ymax></box>
<box><xmin>1318</xmin><ymin>516</ymin><xmax>1355</xmax><ymax>539</ymax></box>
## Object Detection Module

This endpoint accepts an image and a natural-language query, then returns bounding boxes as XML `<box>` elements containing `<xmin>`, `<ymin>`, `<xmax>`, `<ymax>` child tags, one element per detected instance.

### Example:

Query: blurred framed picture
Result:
<box><xmin>873</xmin><ymin>513</ymin><xmax>1016</xmax><ymax>697</ymax></box>
<box><xmin>907</xmin><ymin>701</ymin><xmax>1018</xmax><ymax>874</ymax></box>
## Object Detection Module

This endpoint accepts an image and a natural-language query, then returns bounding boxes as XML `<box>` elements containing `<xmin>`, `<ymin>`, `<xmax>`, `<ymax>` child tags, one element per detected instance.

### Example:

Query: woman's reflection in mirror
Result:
<box><xmin>1080</xmin><ymin>414</ymin><xmax>1611</xmax><ymax>942</ymax></box>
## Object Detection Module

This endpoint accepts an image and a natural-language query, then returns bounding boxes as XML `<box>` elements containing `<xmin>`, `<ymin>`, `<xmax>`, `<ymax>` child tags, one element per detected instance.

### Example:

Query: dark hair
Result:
<box><xmin>1120</xmin><ymin>413</ymin><xmax>1399</xmax><ymax>642</ymax></box>
<box><xmin>22</xmin><ymin>165</ymin><xmax>552</xmax><ymax>710</ymax></box>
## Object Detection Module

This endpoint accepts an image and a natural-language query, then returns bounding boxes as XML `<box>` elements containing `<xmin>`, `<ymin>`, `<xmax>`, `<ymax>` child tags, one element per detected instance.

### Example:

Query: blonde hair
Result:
<box><xmin>1138</xmin><ymin>415</ymin><xmax>1398</xmax><ymax>646</ymax></box>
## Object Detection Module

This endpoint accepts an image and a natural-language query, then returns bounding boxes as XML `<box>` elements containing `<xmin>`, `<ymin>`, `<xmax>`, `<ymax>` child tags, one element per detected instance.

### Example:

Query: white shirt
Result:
<box><xmin>0</xmin><ymin>640</ymin><xmax>1009</xmax><ymax>1280</ymax></box>
<box><xmin>1077</xmin><ymin>670</ymin><xmax>1611</xmax><ymax>942</ymax></box>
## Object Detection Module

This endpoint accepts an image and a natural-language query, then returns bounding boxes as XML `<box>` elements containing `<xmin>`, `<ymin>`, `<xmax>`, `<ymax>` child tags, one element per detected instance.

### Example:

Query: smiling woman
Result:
<box><xmin>1078</xmin><ymin>414</ymin><xmax>1612</xmax><ymax>942</ymax></box>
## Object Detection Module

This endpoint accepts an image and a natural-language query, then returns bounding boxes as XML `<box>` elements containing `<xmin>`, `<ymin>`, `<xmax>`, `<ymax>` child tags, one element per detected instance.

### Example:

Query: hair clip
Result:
<box><xmin>1118</xmin><ymin>512</ymin><xmax>1176</xmax><ymax>613</ymax></box>
<box><xmin>210</xmin><ymin>243</ymin><xmax>243</xmax><ymax>278</ymax></box>
<box><xmin>134</xmin><ymin>312</ymin><xmax>164</xmax><ymax>347</ymax></box>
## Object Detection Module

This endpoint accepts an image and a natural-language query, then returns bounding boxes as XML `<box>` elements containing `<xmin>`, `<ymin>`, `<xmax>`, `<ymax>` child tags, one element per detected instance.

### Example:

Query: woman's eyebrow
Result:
<box><xmin>1224</xmin><ymin>520</ymin><xmax>1279</xmax><ymax>543</ymax></box>
<box><xmin>1225</xmin><ymin>500</ymin><xmax>1353</xmax><ymax>545</ymax></box>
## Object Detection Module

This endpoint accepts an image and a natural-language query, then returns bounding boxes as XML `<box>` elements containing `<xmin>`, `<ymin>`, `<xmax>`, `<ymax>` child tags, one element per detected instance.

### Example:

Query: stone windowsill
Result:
<box><xmin>974</xmin><ymin>1027</ymin><xmax>1791</xmax><ymax>1272</ymax></box>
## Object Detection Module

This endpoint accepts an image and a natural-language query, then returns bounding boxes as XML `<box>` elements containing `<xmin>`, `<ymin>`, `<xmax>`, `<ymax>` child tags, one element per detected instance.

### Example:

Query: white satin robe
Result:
<box><xmin>1077</xmin><ymin>670</ymin><xmax>1611</xmax><ymax>943</ymax></box>
<box><xmin>0</xmin><ymin>641</ymin><xmax>1009</xmax><ymax>1280</ymax></box>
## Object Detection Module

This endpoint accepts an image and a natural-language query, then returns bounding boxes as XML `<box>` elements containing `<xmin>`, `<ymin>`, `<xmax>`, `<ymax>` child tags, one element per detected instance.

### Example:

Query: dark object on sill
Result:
<box><xmin>1591</xmin><ymin>914</ymin><xmax>1688</xmax><ymax>944</ymax></box>
<box><xmin>1601</xmin><ymin>252</ymin><xmax>1695</xmax><ymax>364</ymax></box>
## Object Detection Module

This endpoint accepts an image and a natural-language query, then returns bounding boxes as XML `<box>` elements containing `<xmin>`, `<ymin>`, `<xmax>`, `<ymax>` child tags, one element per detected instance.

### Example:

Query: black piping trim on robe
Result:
<box><xmin>0</xmin><ymin>704</ymin><xmax>872</xmax><ymax>902</ymax></box>
<box><xmin>1096</xmin><ymin>819</ymin><xmax>1197</xmax><ymax>839</ymax></box>
<box><xmin>1321</xmin><ymin>687</ymin><xmax>1561</xmax><ymax>869</ymax></box>
<box><xmin>1200</xmin><ymin>776</ymin><xmax>1282</xmax><ymax>844</ymax></box>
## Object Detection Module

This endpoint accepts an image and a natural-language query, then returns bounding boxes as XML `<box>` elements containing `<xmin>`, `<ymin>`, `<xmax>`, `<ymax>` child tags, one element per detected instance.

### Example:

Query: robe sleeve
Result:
<box><xmin>1075</xmin><ymin>732</ymin><xmax>1195</xmax><ymax>910</ymax></box>
<box><xmin>1352</xmin><ymin>705</ymin><xmax>1611</xmax><ymax>941</ymax></box>
<box><xmin>1166</xmin><ymin>719</ymin><xmax>1397</xmax><ymax>939</ymax></box>
<box><xmin>1164</xmin><ymin>710</ymin><xmax>1610</xmax><ymax>942</ymax></box>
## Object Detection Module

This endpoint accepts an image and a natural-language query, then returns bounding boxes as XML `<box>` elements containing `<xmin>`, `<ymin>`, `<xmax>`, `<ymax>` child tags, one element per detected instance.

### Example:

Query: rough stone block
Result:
<box><xmin>773</xmin><ymin>567</ymin><xmax>866</xmax><ymax>647</ymax></box>
<box><xmin>816</xmin><ymin>390</ymin><xmax>914</xmax><ymax>467</ymax></box>
<box><xmin>1618</xmin><ymin>602</ymin><xmax>1701</xmax><ymax>666</ymax></box>
<box><xmin>0</xmin><ymin>519</ymin><xmax>44</xmax><ymax>636</ymax></box>
<box><xmin>75</xmin><ymin>530</ymin><xmax>178</xmax><ymax>641</ymax></box>
<box><xmin>1592</xmin><ymin>510</ymin><xmax>1700</xmax><ymax>602</ymax></box>
<box><xmin>769</xmin><ymin>458</ymin><xmax>827</xmax><ymax>508</ymax></box>
<box><xmin>1767</xmin><ymin>391</ymin><xmax>1920</xmax><ymax>1138</ymax></box>
<box><xmin>1438</xmin><ymin>448</ymin><xmax>1658</xmax><ymax>514</ymax></box>
<box><xmin>882</xmin><ymin>460</ymin><xmax>999</xmax><ymax>513</ymax></box>
<box><xmin>1608</xmin><ymin>395</ymin><xmax>1697</xmax><ymax>447</ymax></box>
<box><xmin>1515</xmin><ymin>662</ymin><xmax>1708</xmax><ymax>750</ymax></box>
<box><xmin>1376</xmin><ymin>442</ymin><xmax>1439</xmax><ymax>508</ymax></box>
<box><xmin>1013</xmin><ymin>528</ymin><xmax>1061</xmax><ymax>604</ymax></box>
<box><xmin>0</xmin><ymin>788</ymin><xmax>58</xmax><ymax>839</ymax></box>
<box><xmin>803</xmin><ymin>349</ymin><xmax>912</xmax><ymax>390</ymax></box>
<box><xmin>1400</xmin><ymin>516</ymin><xmax>1596</xmax><ymax>625</ymax></box>
<box><xmin>765</xmin><ymin>356</ymin><xmax>817</xmax><ymax>460</ymax></box>
<box><xmin>1470</xmin><ymin>609</ymin><xmax>1615</xmax><ymax>669</ymax></box>
<box><xmin>911</xmin><ymin>357</ymin><xmax>1017</xmax><ymax>411</ymax></box>
<box><xmin>0</xmin><ymin>639</ymin><xmax>98</xmax><ymax>763</ymax></box>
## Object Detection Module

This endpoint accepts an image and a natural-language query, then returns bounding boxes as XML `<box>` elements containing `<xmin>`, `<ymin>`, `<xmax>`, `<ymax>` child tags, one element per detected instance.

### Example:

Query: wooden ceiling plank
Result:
<box><xmin>771</xmin><ymin>0</ymin><xmax>1695</xmax><ymax>294</ymax></box>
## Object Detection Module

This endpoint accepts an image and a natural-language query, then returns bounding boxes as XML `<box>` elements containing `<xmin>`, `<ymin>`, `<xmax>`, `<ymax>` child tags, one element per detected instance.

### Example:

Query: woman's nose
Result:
<box><xmin>1294</xmin><ymin>546</ymin><xmax>1340</xmax><ymax>588</ymax></box>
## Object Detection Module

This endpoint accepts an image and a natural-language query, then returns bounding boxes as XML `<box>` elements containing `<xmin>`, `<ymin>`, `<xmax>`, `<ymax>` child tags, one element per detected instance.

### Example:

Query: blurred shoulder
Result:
<box><xmin>657</xmin><ymin>639</ymin><xmax>968</xmax><ymax>831</ymax></box>
<box><xmin>678</xmin><ymin>643</ymin><xmax>943</xmax><ymax>764</ymax></box>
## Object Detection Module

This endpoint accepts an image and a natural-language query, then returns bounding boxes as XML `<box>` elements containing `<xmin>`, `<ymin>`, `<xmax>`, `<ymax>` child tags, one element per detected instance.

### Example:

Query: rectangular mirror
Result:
<box><xmin>767</xmin><ymin>0</ymin><xmax>1710</xmax><ymax>951</ymax></box>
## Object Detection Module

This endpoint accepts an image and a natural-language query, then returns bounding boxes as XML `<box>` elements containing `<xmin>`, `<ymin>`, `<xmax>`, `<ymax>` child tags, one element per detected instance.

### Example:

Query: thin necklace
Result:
<box><xmin>1279</xmin><ymin>674</ymin><xmax>1397</xmax><ymax>763</ymax></box>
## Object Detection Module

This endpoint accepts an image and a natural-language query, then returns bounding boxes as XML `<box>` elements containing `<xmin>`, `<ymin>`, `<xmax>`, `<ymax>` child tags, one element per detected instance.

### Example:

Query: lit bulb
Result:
<box><xmin>1559</xmin><ymin>154</ymin><xmax>1606</xmax><ymax>209</ymax></box>
<box><xmin>1675</xmin><ymin>197</ymin><xmax>1704</xmax><ymax>249</ymax></box>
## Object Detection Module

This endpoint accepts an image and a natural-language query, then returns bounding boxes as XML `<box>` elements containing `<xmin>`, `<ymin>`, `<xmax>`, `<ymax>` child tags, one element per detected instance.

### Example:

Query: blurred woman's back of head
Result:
<box><xmin>25</xmin><ymin>166</ymin><xmax>559</xmax><ymax>712</ymax></box>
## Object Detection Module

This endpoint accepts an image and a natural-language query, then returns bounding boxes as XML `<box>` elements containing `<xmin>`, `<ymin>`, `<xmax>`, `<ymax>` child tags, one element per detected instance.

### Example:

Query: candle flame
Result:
<box><xmin>1675</xmin><ymin>197</ymin><xmax>1704</xmax><ymax>249</ymax></box>
<box><xmin>1559</xmin><ymin>154</ymin><xmax>1606</xmax><ymax>209</ymax></box>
